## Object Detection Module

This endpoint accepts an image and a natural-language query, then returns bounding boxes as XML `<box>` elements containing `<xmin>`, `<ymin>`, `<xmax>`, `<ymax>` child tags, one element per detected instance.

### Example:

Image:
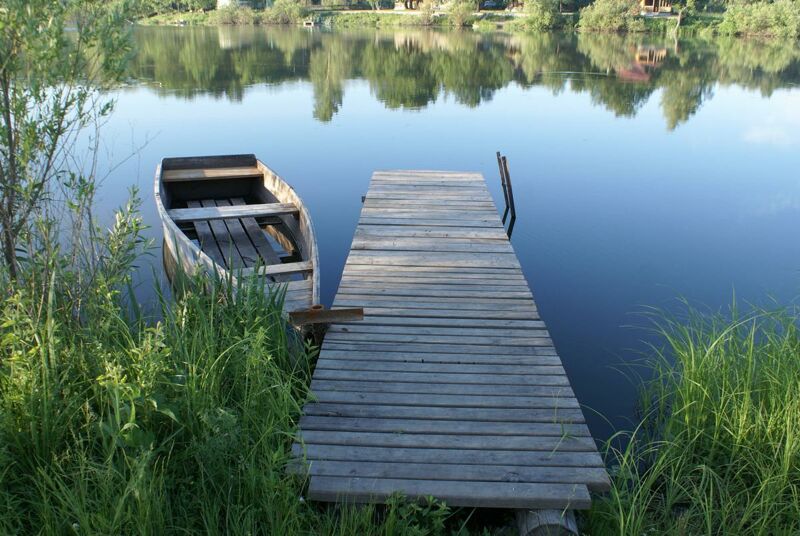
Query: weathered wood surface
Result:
<box><xmin>161</xmin><ymin>165</ymin><xmax>263</xmax><ymax>182</ymax></box>
<box><xmin>297</xmin><ymin>171</ymin><xmax>608</xmax><ymax>510</ymax></box>
<box><xmin>168</xmin><ymin>202</ymin><xmax>297</xmax><ymax>223</ymax></box>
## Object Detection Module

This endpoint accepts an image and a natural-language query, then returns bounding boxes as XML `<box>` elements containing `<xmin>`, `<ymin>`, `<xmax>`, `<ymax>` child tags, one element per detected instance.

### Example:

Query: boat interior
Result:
<box><xmin>160</xmin><ymin>155</ymin><xmax>309</xmax><ymax>282</ymax></box>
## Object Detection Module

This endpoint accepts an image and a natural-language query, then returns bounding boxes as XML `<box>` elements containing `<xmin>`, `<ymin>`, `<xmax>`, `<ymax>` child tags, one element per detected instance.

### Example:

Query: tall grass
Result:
<box><xmin>587</xmin><ymin>307</ymin><xmax>800</xmax><ymax>535</ymax></box>
<box><xmin>0</xmin><ymin>197</ymin><xmax>459</xmax><ymax>534</ymax></box>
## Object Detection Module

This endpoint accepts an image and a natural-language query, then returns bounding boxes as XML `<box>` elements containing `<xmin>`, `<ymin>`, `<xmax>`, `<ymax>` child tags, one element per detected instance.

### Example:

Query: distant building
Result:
<box><xmin>217</xmin><ymin>0</ymin><xmax>239</xmax><ymax>7</ymax></box>
<box><xmin>640</xmin><ymin>0</ymin><xmax>672</xmax><ymax>13</ymax></box>
<box><xmin>635</xmin><ymin>46</ymin><xmax>668</xmax><ymax>66</ymax></box>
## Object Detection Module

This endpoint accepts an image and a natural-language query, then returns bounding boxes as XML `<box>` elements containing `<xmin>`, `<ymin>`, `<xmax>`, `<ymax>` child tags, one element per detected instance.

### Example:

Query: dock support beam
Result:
<box><xmin>516</xmin><ymin>509</ymin><xmax>578</xmax><ymax>536</ymax></box>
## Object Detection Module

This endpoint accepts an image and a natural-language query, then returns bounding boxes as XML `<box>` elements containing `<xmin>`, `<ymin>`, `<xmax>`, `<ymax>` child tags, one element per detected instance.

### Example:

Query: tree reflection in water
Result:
<box><xmin>130</xmin><ymin>26</ymin><xmax>800</xmax><ymax>130</ymax></box>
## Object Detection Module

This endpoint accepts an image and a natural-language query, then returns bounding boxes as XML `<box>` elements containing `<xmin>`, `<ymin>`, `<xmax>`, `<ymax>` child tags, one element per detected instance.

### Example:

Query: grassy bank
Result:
<box><xmin>588</xmin><ymin>307</ymin><xmax>800</xmax><ymax>534</ymax></box>
<box><xmin>0</xmin><ymin>201</ymin><xmax>467</xmax><ymax>533</ymax></box>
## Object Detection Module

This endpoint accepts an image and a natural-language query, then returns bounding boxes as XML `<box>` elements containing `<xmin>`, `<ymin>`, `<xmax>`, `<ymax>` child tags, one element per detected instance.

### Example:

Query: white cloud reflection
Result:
<box><xmin>742</xmin><ymin>92</ymin><xmax>800</xmax><ymax>147</ymax></box>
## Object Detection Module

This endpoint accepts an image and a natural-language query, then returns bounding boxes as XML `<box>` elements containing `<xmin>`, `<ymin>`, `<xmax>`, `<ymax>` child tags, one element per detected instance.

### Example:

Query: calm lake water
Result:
<box><xmin>99</xmin><ymin>26</ymin><xmax>800</xmax><ymax>440</ymax></box>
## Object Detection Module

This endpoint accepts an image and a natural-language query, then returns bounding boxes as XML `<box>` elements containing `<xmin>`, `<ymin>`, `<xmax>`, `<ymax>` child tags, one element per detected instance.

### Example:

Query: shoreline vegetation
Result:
<box><xmin>134</xmin><ymin>0</ymin><xmax>800</xmax><ymax>39</ymax></box>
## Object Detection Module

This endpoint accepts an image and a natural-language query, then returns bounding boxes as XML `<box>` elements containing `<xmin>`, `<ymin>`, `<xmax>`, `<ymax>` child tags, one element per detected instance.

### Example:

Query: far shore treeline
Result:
<box><xmin>130</xmin><ymin>0</ymin><xmax>800</xmax><ymax>38</ymax></box>
<box><xmin>130</xmin><ymin>27</ymin><xmax>800</xmax><ymax>125</ymax></box>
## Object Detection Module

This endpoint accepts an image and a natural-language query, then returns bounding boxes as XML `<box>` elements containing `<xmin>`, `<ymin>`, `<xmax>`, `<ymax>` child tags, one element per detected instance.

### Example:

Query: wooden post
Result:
<box><xmin>516</xmin><ymin>509</ymin><xmax>578</xmax><ymax>536</ymax></box>
<box><xmin>309</xmin><ymin>304</ymin><xmax>326</xmax><ymax>346</ymax></box>
<box><xmin>496</xmin><ymin>151</ymin><xmax>510</xmax><ymax>223</ymax></box>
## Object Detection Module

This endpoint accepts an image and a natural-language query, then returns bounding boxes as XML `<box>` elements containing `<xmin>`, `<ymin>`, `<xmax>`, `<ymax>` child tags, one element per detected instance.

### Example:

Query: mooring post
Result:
<box><xmin>516</xmin><ymin>509</ymin><xmax>578</xmax><ymax>536</ymax></box>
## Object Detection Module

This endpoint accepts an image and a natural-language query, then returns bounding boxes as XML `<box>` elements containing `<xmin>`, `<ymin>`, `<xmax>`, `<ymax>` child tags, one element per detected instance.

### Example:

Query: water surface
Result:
<box><xmin>100</xmin><ymin>26</ymin><xmax>800</xmax><ymax>440</ymax></box>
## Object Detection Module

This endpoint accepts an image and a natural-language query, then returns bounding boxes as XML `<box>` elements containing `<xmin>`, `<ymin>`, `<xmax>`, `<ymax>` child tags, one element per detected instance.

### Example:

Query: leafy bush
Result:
<box><xmin>263</xmin><ymin>0</ymin><xmax>306</xmax><ymax>23</ymax></box>
<box><xmin>717</xmin><ymin>0</ymin><xmax>800</xmax><ymax>38</ymax></box>
<box><xmin>125</xmin><ymin>0</ymin><xmax>215</xmax><ymax>17</ymax></box>
<box><xmin>578</xmin><ymin>0</ymin><xmax>644</xmax><ymax>32</ymax></box>
<box><xmin>515</xmin><ymin>0</ymin><xmax>563</xmax><ymax>30</ymax></box>
<box><xmin>448</xmin><ymin>0</ymin><xmax>476</xmax><ymax>26</ymax></box>
<box><xmin>421</xmin><ymin>0</ymin><xmax>439</xmax><ymax>25</ymax></box>
<box><xmin>211</xmin><ymin>6</ymin><xmax>260</xmax><ymax>24</ymax></box>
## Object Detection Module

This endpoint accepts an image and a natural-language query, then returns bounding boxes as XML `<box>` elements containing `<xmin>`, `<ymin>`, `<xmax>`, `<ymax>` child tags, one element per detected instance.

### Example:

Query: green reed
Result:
<box><xmin>587</xmin><ymin>307</ymin><xmax>800</xmax><ymax>535</ymax></box>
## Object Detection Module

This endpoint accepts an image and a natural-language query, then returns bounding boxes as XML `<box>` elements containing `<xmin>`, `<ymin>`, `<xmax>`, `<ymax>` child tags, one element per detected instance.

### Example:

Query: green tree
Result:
<box><xmin>521</xmin><ymin>0</ymin><xmax>563</xmax><ymax>31</ymax></box>
<box><xmin>0</xmin><ymin>0</ymin><xmax>130</xmax><ymax>278</ymax></box>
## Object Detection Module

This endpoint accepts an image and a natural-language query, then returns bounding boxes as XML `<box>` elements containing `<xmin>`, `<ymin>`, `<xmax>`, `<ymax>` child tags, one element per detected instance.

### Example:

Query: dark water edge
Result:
<box><xmin>96</xmin><ymin>26</ymin><xmax>800</xmax><ymax>442</ymax></box>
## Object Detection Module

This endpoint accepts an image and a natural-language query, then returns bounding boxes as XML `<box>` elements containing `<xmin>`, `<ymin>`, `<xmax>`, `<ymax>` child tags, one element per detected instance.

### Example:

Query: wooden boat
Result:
<box><xmin>155</xmin><ymin>154</ymin><xmax>319</xmax><ymax>312</ymax></box>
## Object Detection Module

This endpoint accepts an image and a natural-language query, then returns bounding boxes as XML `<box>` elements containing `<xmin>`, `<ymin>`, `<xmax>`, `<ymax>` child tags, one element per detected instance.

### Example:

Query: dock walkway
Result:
<box><xmin>295</xmin><ymin>170</ymin><xmax>608</xmax><ymax>510</ymax></box>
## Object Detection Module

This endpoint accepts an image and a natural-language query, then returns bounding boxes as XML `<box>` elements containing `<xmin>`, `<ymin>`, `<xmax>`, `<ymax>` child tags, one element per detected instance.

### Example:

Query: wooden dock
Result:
<box><xmin>295</xmin><ymin>170</ymin><xmax>609</xmax><ymax>510</ymax></box>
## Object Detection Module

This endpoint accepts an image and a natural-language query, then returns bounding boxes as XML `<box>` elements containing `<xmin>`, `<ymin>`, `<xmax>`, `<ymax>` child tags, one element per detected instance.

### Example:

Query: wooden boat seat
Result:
<box><xmin>168</xmin><ymin>202</ymin><xmax>297</xmax><ymax>223</ymax></box>
<box><xmin>162</xmin><ymin>166</ymin><xmax>263</xmax><ymax>182</ymax></box>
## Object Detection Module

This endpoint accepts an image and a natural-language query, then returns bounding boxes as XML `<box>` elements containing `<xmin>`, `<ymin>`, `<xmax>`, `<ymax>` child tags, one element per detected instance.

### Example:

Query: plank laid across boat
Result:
<box><xmin>155</xmin><ymin>154</ymin><xmax>319</xmax><ymax>312</ymax></box>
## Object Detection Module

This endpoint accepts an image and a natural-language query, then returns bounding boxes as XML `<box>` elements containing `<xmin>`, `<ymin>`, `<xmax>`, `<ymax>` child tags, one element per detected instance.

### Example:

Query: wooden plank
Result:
<box><xmin>326</xmin><ymin>324</ymin><xmax>547</xmax><ymax>337</ymax></box>
<box><xmin>334</xmin><ymin>310</ymin><xmax>545</xmax><ymax>330</ymax></box>
<box><xmin>353</xmin><ymin>226</ymin><xmax>510</xmax><ymax>239</ymax></box>
<box><xmin>342</xmin><ymin>263</ymin><xmax>524</xmax><ymax>272</ymax></box>
<box><xmin>334</xmin><ymin>286</ymin><xmax>532</xmax><ymax>299</ymax></box>
<box><xmin>306</xmin><ymin>402</ymin><xmax>584</xmax><ymax>423</ymax></box>
<box><xmin>187</xmin><ymin>201</ymin><xmax>226</xmax><ymax>266</ymax></box>
<box><xmin>300</xmin><ymin>431</ymin><xmax>594</xmax><ymax>451</ymax></box>
<box><xmin>299</xmin><ymin>461</ymin><xmax>610</xmax><ymax>491</ymax></box>
<box><xmin>358</xmin><ymin>218</ymin><xmax>504</xmax><ymax>228</ymax></box>
<box><xmin>344</xmin><ymin>251</ymin><xmax>520</xmax><ymax>269</ymax></box>
<box><xmin>315</xmin><ymin>351</ymin><xmax>560</xmax><ymax>365</ymax></box>
<box><xmin>299</xmin><ymin>416</ymin><xmax>591</xmax><ymax>438</ymax></box>
<box><xmin>289</xmin><ymin>308</ymin><xmax>364</xmax><ymax>326</ymax></box>
<box><xmin>364</xmin><ymin>195</ymin><xmax>495</xmax><ymax>203</ymax></box>
<box><xmin>309</xmin><ymin>391</ymin><xmax>578</xmax><ymax>410</ymax></box>
<box><xmin>332</xmin><ymin>296</ymin><xmax>537</xmax><ymax>309</ymax></box>
<box><xmin>319</xmin><ymin>346</ymin><xmax>558</xmax><ymax>359</ymax></box>
<box><xmin>200</xmin><ymin>200</ymin><xmax>242</xmax><ymax>269</ymax></box>
<box><xmin>363</xmin><ymin>201</ymin><xmax>498</xmax><ymax>211</ymax></box>
<box><xmin>216</xmin><ymin>200</ymin><xmax>261</xmax><ymax>267</ymax></box>
<box><xmin>320</xmin><ymin>342</ymin><xmax>554</xmax><ymax>356</ymax></box>
<box><xmin>310</xmin><ymin>370</ymin><xmax>570</xmax><ymax>387</ymax></box>
<box><xmin>168</xmin><ymin>202</ymin><xmax>297</xmax><ymax>223</ymax></box>
<box><xmin>369</xmin><ymin>180</ymin><xmax>488</xmax><ymax>188</ymax></box>
<box><xmin>322</xmin><ymin>333</ymin><xmax>551</xmax><ymax>348</ymax></box>
<box><xmin>294</xmin><ymin>444</ymin><xmax>602</xmax><ymax>468</ymax></box>
<box><xmin>341</xmin><ymin>274</ymin><xmax>527</xmax><ymax>285</ymax></box>
<box><xmin>368</xmin><ymin>183</ymin><xmax>488</xmax><ymax>191</ymax></box>
<box><xmin>354</xmin><ymin>307</ymin><xmax>539</xmax><ymax>320</ymax></box>
<box><xmin>310</xmin><ymin>380</ymin><xmax>572</xmax><ymax>397</ymax></box>
<box><xmin>351</xmin><ymin>239</ymin><xmax>514</xmax><ymax>254</ymax></box>
<box><xmin>369</xmin><ymin>178</ymin><xmax>487</xmax><ymax>185</ymax></box>
<box><xmin>322</xmin><ymin>334</ymin><xmax>553</xmax><ymax>348</ymax></box>
<box><xmin>338</xmin><ymin>316</ymin><xmax>543</xmax><ymax>329</ymax></box>
<box><xmin>313</xmin><ymin>359</ymin><xmax>564</xmax><ymax>376</ymax></box>
<box><xmin>162</xmin><ymin>166</ymin><xmax>262</xmax><ymax>182</ymax></box>
<box><xmin>229</xmin><ymin>197</ymin><xmax>284</xmax><ymax>269</ymax></box>
<box><xmin>240</xmin><ymin>260</ymin><xmax>313</xmax><ymax>277</ymax></box>
<box><xmin>359</xmin><ymin>208</ymin><xmax>500</xmax><ymax>219</ymax></box>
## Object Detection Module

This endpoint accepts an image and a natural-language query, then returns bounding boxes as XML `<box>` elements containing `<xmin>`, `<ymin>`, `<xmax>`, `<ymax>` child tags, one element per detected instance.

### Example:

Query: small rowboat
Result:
<box><xmin>155</xmin><ymin>154</ymin><xmax>319</xmax><ymax>312</ymax></box>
